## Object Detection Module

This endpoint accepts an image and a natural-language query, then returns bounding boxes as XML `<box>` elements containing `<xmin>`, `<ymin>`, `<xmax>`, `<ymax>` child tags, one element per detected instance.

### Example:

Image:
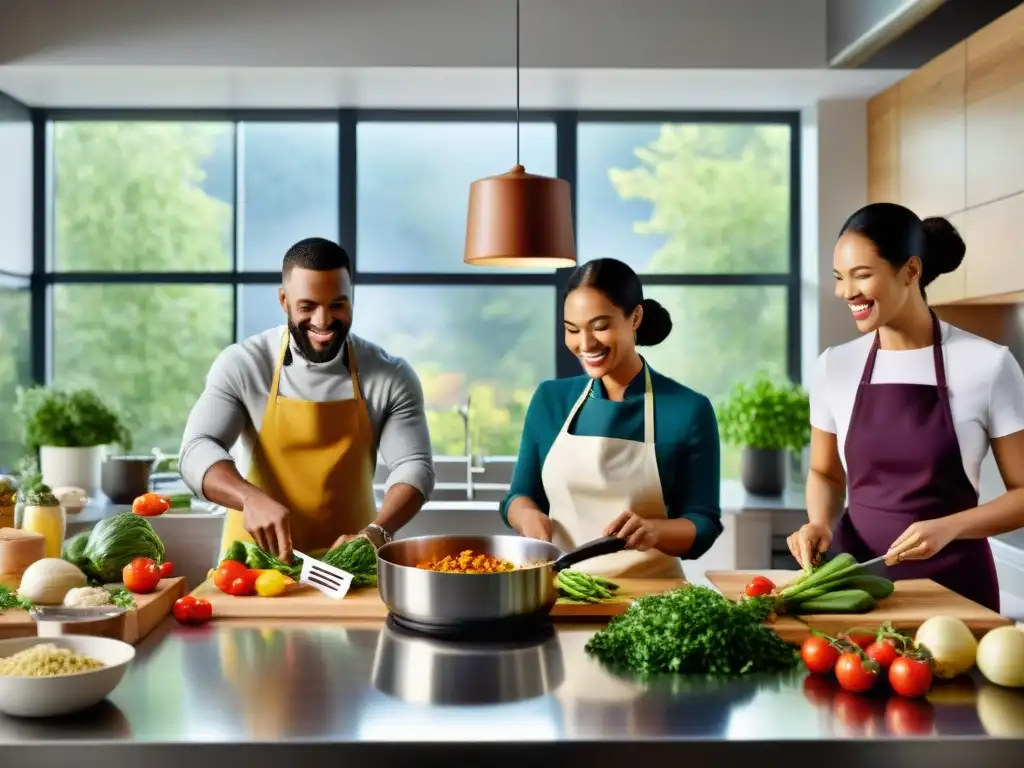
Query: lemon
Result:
<box><xmin>254</xmin><ymin>569</ymin><xmax>288</xmax><ymax>598</ymax></box>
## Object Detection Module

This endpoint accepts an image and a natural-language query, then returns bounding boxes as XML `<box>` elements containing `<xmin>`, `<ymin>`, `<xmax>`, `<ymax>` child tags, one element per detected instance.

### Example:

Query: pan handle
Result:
<box><xmin>552</xmin><ymin>536</ymin><xmax>626</xmax><ymax>572</ymax></box>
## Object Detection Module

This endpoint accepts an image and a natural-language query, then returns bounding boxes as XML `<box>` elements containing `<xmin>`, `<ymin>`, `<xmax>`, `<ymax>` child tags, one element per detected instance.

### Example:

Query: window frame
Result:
<box><xmin>30</xmin><ymin>107</ymin><xmax>802</xmax><ymax>390</ymax></box>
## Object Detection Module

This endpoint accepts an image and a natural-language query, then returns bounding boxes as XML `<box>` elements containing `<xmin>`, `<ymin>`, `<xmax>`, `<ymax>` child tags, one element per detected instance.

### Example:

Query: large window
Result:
<box><xmin>577</xmin><ymin>120</ymin><xmax>795</xmax><ymax>475</ymax></box>
<box><xmin>33</xmin><ymin>112</ymin><xmax>798</xmax><ymax>478</ymax></box>
<box><xmin>0</xmin><ymin>279</ymin><xmax>31</xmax><ymax>472</ymax></box>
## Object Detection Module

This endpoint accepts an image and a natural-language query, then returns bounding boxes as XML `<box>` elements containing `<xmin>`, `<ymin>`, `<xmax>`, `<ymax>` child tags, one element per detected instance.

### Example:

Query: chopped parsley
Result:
<box><xmin>585</xmin><ymin>584</ymin><xmax>800</xmax><ymax>677</ymax></box>
<box><xmin>0</xmin><ymin>585</ymin><xmax>32</xmax><ymax>612</ymax></box>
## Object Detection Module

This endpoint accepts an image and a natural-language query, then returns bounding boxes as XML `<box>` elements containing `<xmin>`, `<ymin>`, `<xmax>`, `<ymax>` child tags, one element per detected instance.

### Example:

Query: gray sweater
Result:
<box><xmin>178</xmin><ymin>326</ymin><xmax>436</xmax><ymax>504</ymax></box>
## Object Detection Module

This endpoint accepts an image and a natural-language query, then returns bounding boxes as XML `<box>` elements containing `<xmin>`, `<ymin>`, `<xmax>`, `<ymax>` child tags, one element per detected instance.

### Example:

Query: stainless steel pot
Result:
<box><xmin>376</xmin><ymin>534</ymin><xmax>626</xmax><ymax>628</ymax></box>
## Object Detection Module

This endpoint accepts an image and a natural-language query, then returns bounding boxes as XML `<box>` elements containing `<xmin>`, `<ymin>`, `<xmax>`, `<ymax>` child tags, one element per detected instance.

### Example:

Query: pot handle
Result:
<box><xmin>552</xmin><ymin>536</ymin><xmax>626</xmax><ymax>572</ymax></box>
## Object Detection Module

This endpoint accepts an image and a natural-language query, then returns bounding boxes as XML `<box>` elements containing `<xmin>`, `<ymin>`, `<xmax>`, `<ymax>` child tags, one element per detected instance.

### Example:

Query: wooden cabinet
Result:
<box><xmin>866</xmin><ymin>5</ymin><xmax>1024</xmax><ymax>305</ymax></box>
<box><xmin>964</xmin><ymin>192</ymin><xmax>1024</xmax><ymax>301</ymax></box>
<box><xmin>898</xmin><ymin>43</ymin><xmax>966</xmax><ymax>218</ymax></box>
<box><xmin>867</xmin><ymin>86</ymin><xmax>900</xmax><ymax>204</ymax></box>
<box><xmin>926</xmin><ymin>211</ymin><xmax>968</xmax><ymax>305</ymax></box>
<box><xmin>965</xmin><ymin>3</ymin><xmax>1024</xmax><ymax>208</ymax></box>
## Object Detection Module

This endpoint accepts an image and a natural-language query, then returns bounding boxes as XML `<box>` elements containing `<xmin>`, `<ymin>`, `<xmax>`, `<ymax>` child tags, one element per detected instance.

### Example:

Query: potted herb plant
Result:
<box><xmin>13</xmin><ymin>386</ymin><xmax>132</xmax><ymax>498</ymax></box>
<box><xmin>717</xmin><ymin>371</ymin><xmax>810</xmax><ymax>496</ymax></box>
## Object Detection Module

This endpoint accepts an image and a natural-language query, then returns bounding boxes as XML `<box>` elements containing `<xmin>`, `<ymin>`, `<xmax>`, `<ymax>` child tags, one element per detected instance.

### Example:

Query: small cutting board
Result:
<box><xmin>190</xmin><ymin>577</ymin><xmax>687</xmax><ymax>621</ymax></box>
<box><xmin>705</xmin><ymin>570</ymin><xmax>1012</xmax><ymax>639</ymax></box>
<box><xmin>0</xmin><ymin>577</ymin><xmax>187</xmax><ymax>644</ymax></box>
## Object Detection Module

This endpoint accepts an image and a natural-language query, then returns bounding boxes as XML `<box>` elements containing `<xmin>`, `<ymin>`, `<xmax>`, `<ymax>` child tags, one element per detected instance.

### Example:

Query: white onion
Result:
<box><xmin>914</xmin><ymin>615</ymin><xmax>978</xmax><ymax>679</ymax></box>
<box><xmin>976</xmin><ymin>626</ymin><xmax>1024</xmax><ymax>688</ymax></box>
<box><xmin>17</xmin><ymin>558</ymin><xmax>87</xmax><ymax>605</ymax></box>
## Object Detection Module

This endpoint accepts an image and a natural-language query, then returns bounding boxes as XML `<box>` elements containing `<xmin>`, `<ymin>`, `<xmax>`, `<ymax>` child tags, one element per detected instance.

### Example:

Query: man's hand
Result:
<box><xmin>330</xmin><ymin>525</ymin><xmax>385</xmax><ymax>551</ymax></box>
<box><xmin>604</xmin><ymin>511</ymin><xmax>661</xmax><ymax>552</ymax></box>
<box><xmin>242</xmin><ymin>493</ymin><xmax>292</xmax><ymax>562</ymax></box>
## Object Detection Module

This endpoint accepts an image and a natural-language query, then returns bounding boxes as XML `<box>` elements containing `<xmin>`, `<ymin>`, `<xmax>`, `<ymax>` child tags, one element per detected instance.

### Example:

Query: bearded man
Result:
<box><xmin>179</xmin><ymin>237</ymin><xmax>434</xmax><ymax>562</ymax></box>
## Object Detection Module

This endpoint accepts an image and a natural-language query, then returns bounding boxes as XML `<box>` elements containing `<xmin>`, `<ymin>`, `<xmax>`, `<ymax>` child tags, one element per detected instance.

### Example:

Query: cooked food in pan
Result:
<box><xmin>415</xmin><ymin>550</ymin><xmax>518</xmax><ymax>574</ymax></box>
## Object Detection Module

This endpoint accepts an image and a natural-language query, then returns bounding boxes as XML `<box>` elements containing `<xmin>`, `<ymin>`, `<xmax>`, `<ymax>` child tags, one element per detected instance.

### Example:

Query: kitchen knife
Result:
<box><xmin>29</xmin><ymin>606</ymin><xmax>128</xmax><ymax>623</ymax></box>
<box><xmin>808</xmin><ymin>552</ymin><xmax>890</xmax><ymax>569</ymax></box>
<box><xmin>858</xmin><ymin>554</ymin><xmax>890</xmax><ymax>568</ymax></box>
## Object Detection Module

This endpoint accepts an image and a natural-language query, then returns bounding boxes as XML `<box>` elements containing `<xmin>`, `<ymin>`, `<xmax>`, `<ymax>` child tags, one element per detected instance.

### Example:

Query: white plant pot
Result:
<box><xmin>38</xmin><ymin>445</ymin><xmax>105</xmax><ymax>498</ymax></box>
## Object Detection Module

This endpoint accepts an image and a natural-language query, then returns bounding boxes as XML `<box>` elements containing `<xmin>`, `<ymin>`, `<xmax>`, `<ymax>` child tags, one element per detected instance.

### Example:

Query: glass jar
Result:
<box><xmin>18</xmin><ymin>504</ymin><xmax>67</xmax><ymax>559</ymax></box>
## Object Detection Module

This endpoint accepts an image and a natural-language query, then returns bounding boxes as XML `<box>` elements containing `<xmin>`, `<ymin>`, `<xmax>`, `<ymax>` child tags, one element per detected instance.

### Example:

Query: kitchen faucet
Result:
<box><xmin>455</xmin><ymin>395</ymin><xmax>485</xmax><ymax>500</ymax></box>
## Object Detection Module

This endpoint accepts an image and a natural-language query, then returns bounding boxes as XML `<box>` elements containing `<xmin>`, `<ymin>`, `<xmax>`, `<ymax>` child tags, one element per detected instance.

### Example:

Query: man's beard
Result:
<box><xmin>288</xmin><ymin>318</ymin><xmax>349</xmax><ymax>364</ymax></box>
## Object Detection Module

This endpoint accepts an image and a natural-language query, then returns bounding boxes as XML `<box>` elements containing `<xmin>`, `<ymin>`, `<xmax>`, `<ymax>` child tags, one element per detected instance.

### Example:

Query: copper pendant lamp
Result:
<box><xmin>464</xmin><ymin>0</ymin><xmax>577</xmax><ymax>268</ymax></box>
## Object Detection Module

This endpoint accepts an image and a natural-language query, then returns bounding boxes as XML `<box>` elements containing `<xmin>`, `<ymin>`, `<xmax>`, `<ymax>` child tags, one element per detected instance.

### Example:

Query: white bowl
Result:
<box><xmin>0</xmin><ymin>635</ymin><xmax>135</xmax><ymax>718</ymax></box>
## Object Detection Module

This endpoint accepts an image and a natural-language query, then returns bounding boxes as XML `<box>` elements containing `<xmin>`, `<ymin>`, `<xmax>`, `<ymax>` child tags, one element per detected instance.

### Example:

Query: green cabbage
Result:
<box><xmin>61</xmin><ymin>530</ymin><xmax>91</xmax><ymax>572</ymax></box>
<box><xmin>75</xmin><ymin>512</ymin><xmax>166</xmax><ymax>583</ymax></box>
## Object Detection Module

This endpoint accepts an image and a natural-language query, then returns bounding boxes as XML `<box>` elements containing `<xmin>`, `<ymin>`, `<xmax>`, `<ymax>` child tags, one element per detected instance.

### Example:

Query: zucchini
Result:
<box><xmin>792</xmin><ymin>588</ymin><xmax>876</xmax><ymax>614</ymax></box>
<box><xmin>827</xmin><ymin>574</ymin><xmax>895</xmax><ymax>600</ymax></box>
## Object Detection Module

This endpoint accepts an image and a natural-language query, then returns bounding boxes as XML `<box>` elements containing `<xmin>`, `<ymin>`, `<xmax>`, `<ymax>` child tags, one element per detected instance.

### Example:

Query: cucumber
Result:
<box><xmin>165</xmin><ymin>493</ymin><xmax>193</xmax><ymax>508</ymax></box>
<box><xmin>792</xmin><ymin>588</ymin><xmax>876</xmax><ymax>614</ymax></box>
<box><xmin>827</xmin><ymin>574</ymin><xmax>895</xmax><ymax>600</ymax></box>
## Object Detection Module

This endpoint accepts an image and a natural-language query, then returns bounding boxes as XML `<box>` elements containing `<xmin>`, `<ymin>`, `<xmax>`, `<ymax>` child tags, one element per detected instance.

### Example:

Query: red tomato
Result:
<box><xmin>226</xmin><ymin>569</ymin><xmax>259</xmax><ymax>597</ymax></box>
<box><xmin>744</xmin><ymin>575</ymin><xmax>776</xmax><ymax>598</ymax></box>
<box><xmin>159</xmin><ymin>561</ymin><xmax>174</xmax><ymax>578</ymax></box>
<box><xmin>835</xmin><ymin>652</ymin><xmax>879</xmax><ymax>693</ymax></box>
<box><xmin>889</xmin><ymin>656</ymin><xmax>933</xmax><ymax>699</ymax></box>
<box><xmin>802</xmin><ymin>673</ymin><xmax>839</xmax><ymax>707</ymax></box>
<box><xmin>131</xmin><ymin>492</ymin><xmax>170</xmax><ymax>517</ymax></box>
<box><xmin>866</xmin><ymin>639</ymin><xmax>898</xmax><ymax>670</ymax></box>
<box><xmin>885</xmin><ymin>696</ymin><xmax>935</xmax><ymax>735</ymax></box>
<box><xmin>801</xmin><ymin>636</ymin><xmax>840</xmax><ymax>675</ymax></box>
<box><xmin>172</xmin><ymin>595</ymin><xmax>213</xmax><ymax>626</ymax></box>
<box><xmin>123</xmin><ymin>557</ymin><xmax>162</xmax><ymax>594</ymax></box>
<box><xmin>213</xmin><ymin>560</ymin><xmax>249</xmax><ymax>594</ymax></box>
<box><xmin>841</xmin><ymin>632</ymin><xmax>876</xmax><ymax>650</ymax></box>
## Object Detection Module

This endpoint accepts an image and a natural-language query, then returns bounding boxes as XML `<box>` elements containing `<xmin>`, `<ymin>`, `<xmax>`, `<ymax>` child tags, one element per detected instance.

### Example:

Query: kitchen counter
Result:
<box><xmin>1</xmin><ymin>619</ymin><xmax>1022</xmax><ymax>767</ymax></box>
<box><xmin>70</xmin><ymin>479</ymin><xmax>809</xmax><ymax>523</ymax></box>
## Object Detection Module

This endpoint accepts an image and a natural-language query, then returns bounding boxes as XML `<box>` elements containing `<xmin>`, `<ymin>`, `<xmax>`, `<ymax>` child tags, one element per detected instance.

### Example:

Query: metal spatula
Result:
<box><xmin>292</xmin><ymin>550</ymin><xmax>354</xmax><ymax>600</ymax></box>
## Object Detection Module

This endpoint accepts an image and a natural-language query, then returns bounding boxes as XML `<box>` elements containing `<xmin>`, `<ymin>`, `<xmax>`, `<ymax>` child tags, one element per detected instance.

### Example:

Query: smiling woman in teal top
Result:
<box><xmin>501</xmin><ymin>258</ymin><xmax>723</xmax><ymax>578</ymax></box>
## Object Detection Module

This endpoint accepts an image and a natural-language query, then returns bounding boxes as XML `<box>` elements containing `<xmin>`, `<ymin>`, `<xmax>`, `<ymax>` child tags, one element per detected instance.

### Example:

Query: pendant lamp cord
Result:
<box><xmin>515</xmin><ymin>0</ymin><xmax>520</xmax><ymax>166</ymax></box>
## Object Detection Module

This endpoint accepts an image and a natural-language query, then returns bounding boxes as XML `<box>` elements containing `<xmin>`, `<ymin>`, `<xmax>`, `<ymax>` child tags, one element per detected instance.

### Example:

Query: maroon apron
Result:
<box><xmin>830</xmin><ymin>311</ymin><xmax>1000</xmax><ymax>612</ymax></box>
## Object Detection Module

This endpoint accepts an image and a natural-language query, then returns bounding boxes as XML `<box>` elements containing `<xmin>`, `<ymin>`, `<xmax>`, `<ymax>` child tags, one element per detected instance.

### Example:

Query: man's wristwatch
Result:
<box><xmin>364</xmin><ymin>523</ymin><xmax>392</xmax><ymax>547</ymax></box>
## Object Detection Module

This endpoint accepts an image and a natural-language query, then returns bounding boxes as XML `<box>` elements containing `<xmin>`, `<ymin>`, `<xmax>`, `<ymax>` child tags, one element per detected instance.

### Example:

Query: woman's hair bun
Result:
<box><xmin>921</xmin><ymin>216</ymin><xmax>966</xmax><ymax>285</ymax></box>
<box><xmin>635</xmin><ymin>298</ymin><xmax>673</xmax><ymax>347</ymax></box>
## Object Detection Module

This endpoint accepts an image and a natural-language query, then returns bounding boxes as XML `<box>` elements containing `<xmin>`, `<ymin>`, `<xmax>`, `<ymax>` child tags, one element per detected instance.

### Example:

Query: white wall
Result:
<box><xmin>0</xmin><ymin>0</ymin><xmax>829</xmax><ymax>69</ymax></box>
<box><xmin>0</xmin><ymin>93</ymin><xmax>32</xmax><ymax>276</ymax></box>
<box><xmin>799</xmin><ymin>98</ymin><xmax>868</xmax><ymax>386</ymax></box>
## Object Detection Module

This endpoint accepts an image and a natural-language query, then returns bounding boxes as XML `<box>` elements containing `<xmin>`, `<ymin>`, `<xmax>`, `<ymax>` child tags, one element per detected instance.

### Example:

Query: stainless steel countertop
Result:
<box><xmin>2</xmin><ymin>619</ymin><xmax>1023</xmax><ymax>767</ymax></box>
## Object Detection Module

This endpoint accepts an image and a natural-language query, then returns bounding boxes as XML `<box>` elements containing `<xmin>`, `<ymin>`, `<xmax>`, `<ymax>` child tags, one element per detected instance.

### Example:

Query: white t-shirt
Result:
<box><xmin>810</xmin><ymin>321</ymin><xmax>1024</xmax><ymax>492</ymax></box>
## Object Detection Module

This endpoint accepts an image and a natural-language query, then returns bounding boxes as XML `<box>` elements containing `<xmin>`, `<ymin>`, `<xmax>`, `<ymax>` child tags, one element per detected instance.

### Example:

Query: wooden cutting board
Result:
<box><xmin>190</xmin><ymin>577</ymin><xmax>687</xmax><ymax>621</ymax></box>
<box><xmin>706</xmin><ymin>570</ymin><xmax>1012</xmax><ymax>638</ymax></box>
<box><xmin>0</xmin><ymin>577</ymin><xmax>187</xmax><ymax>644</ymax></box>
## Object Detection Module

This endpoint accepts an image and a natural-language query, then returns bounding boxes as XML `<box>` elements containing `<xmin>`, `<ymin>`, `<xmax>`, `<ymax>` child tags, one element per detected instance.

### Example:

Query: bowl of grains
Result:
<box><xmin>0</xmin><ymin>635</ymin><xmax>135</xmax><ymax>717</ymax></box>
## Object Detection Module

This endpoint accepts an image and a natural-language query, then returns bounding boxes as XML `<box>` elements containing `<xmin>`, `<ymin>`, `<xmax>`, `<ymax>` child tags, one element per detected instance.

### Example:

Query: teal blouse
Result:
<box><xmin>500</xmin><ymin>362</ymin><xmax>723</xmax><ymax>560</ymax></box>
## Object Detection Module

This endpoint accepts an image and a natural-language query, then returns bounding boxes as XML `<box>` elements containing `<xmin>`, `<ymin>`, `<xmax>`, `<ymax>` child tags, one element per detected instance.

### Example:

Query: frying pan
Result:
<box><xmin>376</xmin><ymin>534</ymin><xmax>626</xmax><ymax>630</ymax></box>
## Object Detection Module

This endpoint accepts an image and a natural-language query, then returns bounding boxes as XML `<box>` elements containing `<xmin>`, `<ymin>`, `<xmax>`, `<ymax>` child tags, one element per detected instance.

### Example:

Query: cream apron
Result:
<box><xmin>540</xmin><ymin>365</ymin><xmax>685</xmax><ymax>579</ymax></box>
<box><xmin>219</xmin><ymin>330</ymin><xmax>378</xmax><ymax>557</ymax></box>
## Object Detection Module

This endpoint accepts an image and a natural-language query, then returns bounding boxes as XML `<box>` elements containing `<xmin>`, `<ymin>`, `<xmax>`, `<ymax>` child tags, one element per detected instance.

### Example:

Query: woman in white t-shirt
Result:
<box><xmin>787</xmin><ymin>202</ymin><xmax>1024</xmax><ymax>611</ymax></box>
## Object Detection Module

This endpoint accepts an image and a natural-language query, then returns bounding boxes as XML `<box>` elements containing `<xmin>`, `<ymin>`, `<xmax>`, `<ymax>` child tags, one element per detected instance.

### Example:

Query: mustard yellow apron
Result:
<box><xmin>219</xmin><ymin>329</ymin><xmax>377</xmax><ymax>556</ymax></box>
